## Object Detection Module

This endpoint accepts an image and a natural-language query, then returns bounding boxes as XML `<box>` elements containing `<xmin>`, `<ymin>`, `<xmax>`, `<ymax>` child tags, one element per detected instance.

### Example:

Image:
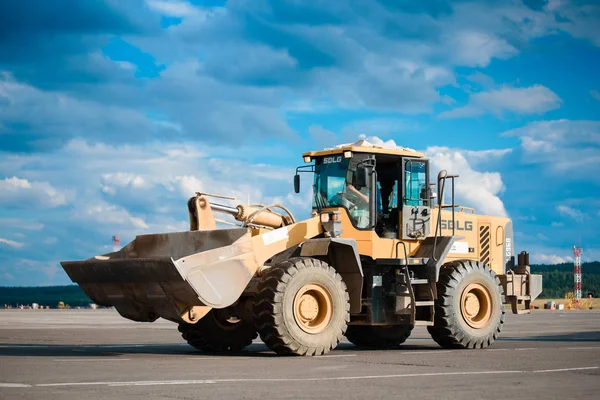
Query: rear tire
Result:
<box><xmin>254</xmin><ymin>257</ymin><xmax>350</xmax><ymax>356</ymax></box>
<box><xmin>345</xmin><ymin>325</ymin><xmax>413</xmax><ymax>348</ymax></box>
<box><xmin>427</xmin><ymin>260</ymin><xmax>505</xmax><ymax>349</ymax></box>
<box><xmin>178</xmin><ymin>309</ymin><xmax>257</xmax><ymax>352</ymax></box>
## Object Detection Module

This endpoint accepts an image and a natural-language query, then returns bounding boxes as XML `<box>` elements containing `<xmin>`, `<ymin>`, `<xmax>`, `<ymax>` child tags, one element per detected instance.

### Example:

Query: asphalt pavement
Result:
<box><xmin>0</xmin><ymin>309</ymin><xmax>599</xmax><ymax>399</ymax></box>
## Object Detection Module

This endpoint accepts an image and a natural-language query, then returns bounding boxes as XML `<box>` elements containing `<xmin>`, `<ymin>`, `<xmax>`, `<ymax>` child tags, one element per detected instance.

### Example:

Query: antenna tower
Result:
<box><xmin>572</xmin><ymin>246</ymin><xmax>583</xmax><ymax>304</ymax></box>
<box><xmin>112</xmin><ymin>235</ymin><xmax>121</xmax><ymax>252</ymax></box>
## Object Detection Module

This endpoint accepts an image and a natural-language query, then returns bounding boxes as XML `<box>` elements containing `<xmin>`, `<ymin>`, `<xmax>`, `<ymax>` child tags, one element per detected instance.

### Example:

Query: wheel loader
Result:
<box><xmin>60</xmin><ymin>140</ymin><xmax>542</xmax><ymax>356</ymax></box>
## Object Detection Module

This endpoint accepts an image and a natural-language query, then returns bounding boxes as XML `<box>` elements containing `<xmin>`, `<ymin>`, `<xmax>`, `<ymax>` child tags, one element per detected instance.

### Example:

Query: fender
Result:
<box><xmin>412</xmin><ymin>236</ymin><xmax>462</xmax><ymax>281</ymax></box>
<box><xmin>300</xmin><ymin>238</ymin><xmax>364</xmax><ymax>313</ymax></box>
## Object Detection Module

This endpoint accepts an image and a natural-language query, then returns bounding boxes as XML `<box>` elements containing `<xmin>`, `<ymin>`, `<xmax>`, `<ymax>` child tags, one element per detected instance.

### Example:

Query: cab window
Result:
<box><xmin>404</xmin><ymin>160</ymin><xmax>427</xmax><ymax>206</ymax></box>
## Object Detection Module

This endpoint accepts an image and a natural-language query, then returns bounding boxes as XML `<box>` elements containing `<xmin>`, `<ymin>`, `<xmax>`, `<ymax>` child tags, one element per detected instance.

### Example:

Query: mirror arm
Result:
<box><xmin>293</xmin><ymin>164</ymin><xmax>315</xmax><ymax>194</ymax></box>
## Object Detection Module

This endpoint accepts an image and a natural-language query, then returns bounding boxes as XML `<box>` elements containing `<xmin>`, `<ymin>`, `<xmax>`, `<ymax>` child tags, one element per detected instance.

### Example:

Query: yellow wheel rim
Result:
<box><xmin>460</xmin><ymin>283</ymin><xmax>492</xmax><ymax>329</ymax></box>
<box><xmin>293</xmin><ymin>284</ymin><xmax>333</xmax><ymax>334</ymax></box>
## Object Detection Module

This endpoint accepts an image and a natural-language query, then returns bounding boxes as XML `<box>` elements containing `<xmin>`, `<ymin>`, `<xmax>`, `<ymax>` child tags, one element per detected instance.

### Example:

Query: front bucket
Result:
<box><xmin>61</xmin><ymin>229</ymin><xmax>256</xmax><ymax>323</ymax></box>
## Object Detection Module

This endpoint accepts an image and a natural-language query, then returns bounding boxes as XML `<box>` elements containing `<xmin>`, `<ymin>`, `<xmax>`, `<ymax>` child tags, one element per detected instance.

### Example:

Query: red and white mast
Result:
<box><xmin>572</xmin><ymin>246</ymin><xmax>583</xmax><ymax>304</ymax></box>
<box><xmin>112</xmin><ymin>234</ymin><xmax>121</xmax><ymax>252</ymax></box>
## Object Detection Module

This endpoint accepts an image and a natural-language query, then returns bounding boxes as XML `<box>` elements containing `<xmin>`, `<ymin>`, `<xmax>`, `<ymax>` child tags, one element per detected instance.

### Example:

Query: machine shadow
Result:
<box><xmin>0</xmin><ymin>343</ymin><xmax>272</xmax><ymax>358</ymax></box>
<box><xmin>0</xmin><ymin>341</ymin><xmax>446</xmax><ymax>358</ymax></box>
<box><xmin>500</xmin><ymin>330</ymin><xmax>600</xmax><ymax>342</ymax></box>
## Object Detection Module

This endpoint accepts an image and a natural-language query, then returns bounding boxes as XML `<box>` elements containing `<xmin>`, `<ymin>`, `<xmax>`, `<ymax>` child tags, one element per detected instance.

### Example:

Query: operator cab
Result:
<box><xmin>295</xmin><ymin>140</ymin><xmax>433</xmax><ymax>241</ymax></box>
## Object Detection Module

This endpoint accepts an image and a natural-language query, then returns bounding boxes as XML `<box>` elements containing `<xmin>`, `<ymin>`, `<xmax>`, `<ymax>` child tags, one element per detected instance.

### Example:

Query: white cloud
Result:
<box><xmin>131</xmin><ymin>0</ymin><xmax>600</xmax><ymax>121</ymax></box>
<box><xmin>504</xmin><ymin>119</ymin><xmax>600</xmax><ymax>146</ymax></box>
<box><xmin>102</xmin><ymin>173</ymin><xmax>147</xmax><ymax>188</ymax></box>
<box><xmin>309</xmin><ymin>125</ymin><xmax>346</xmax><ymax>150</ymax></box>
<box><xmin>439</xmin><ymin>85</ymin><xmax>561</xmax><ymax>119</ymax></box>
<box><xmin>101</xmin><ymin>173</ymin><xmax>150</xmax><ymax>195</ymax></box>
<box><xmin>440</xmin><ymin>95</ymin><xmax>456</xmax><ymax>105</ymax></box>
<box><xmin>312</xmin><ymin>54</ymin><xmax>453</xmax><ymax>113</ymax></box>
<box><xmin>0</xmin><ymin>177</ymin><xmax>69</xmax><ymax>208</ymax></box>
<box><xmin>17</xmin><ymin>259</ymin><xmax>63</xmax><ymax>282</ymax></box>
<box><xmin>591</xmin><ymin>90</ymin><xmax>600</xmax><ymax>101</ymax></box>
<box><xmin>504</xmin><ymin>120</ymin><xmax>600</xmax><ymax>180</ymax></box>
<box><xmin>461</xmin><ymin>149</ymin><xmax>513</xmax><ymax>168</ymax></box>
<box><xmin>173</xmin><ymin>175</ymin><xmax>204</xmax><ymax>197</ymax></box>
<box><xmin>343</xmin><ymin>119</ymin><xmax>418</xmax><ymax>137</ymax></box>
<box><xmin>425</xmin><ymin>146</ymin><xmax>509</xmax><ymax>217</ymax></box>
<box><xmin>250</xmin><ymin>164</ymin><xmax>293</xmax><ymax>181</ymax></box>
<box><xmin>115</xmin><ymin>61</ymin><xmax>136</xmax><ymax>71</ymax></box>
<box><xmin>0</xmin><ymin>137</ymin><xmax>306</xmax><ymax>250</ymax></box>
<box><xmin>547</xmin><ymin>1</ymin><xmax>600</xmax><ymax>47</ymax></box>
<box><xmin>165</xmin><ymin>221</ymin><xmax>189</xmax><ymax>232</ymax></box>
<box><xmin>2</xmin><ymin>272</ymin><xmax>15</xmax><ymax>281</ymax></box>
<box><xmin>76</xmin><ymin>201</ymin><xmax>149</xmax><ymax>230</ymax></box>
<box><xmin>0</xmin><ymin>73</ymin><xmax>170</xmax><ymax>146</ymax></box>
<box><xmin>358</xmin><ymin>134</ymin><xmax>401</xmax><ymax>149</ymax></box>
<box><xmin>465</xmin><ymin>72</ymin><xmax>496</xmax><ymax>90</ymax></box>
<box><xmin>42</xmin><ymin>237</ymin><xmax>58</xmax><ymax>245</ymax></box>
<box><xmin>534</xmin><ymin>254</ymin><xmax>573</xmax><ymax>264</ymax></box>
<box><xmin>0</xmin><ymin>218</ymin><xmax>44</xmax><ymax>230</ymax></box>
<box><xmin>0</xmin><ymin>238</ymin><xmax>25</xmax><ymax>249</ymax></box>
<box><xmin>556</xmin><ymin>205</ymin><xmax>588</xmax><ymax>223</ymax></box>
<box><xmin>537</xmin><ymin>233</ymin><xmax>549</xmax><ymax>241</ymax></box>
<box><xmin>551</xmin><ymin>222</ymin><xmax>564</xmax><ymax>227</ymax></box>
<box><xmin>517</xmin><ymin>216</ymin><xmax>537</xmax><ymax>222</ymax></box>
<box><xmin>448</xmin><ymin>31</ymin><xmax>518</xmax><ymax>67</ymax></box>
<box><xmin>145</xmin><ymin>0</ymin><xmax>200</xmax><ymax>18</ymax></box>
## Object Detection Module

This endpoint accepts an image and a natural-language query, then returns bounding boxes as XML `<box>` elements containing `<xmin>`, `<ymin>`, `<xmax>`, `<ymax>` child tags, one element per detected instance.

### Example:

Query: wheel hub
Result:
<box><xmin>464</xmin><ymin>293</ymin><xmax>481</xmax><ymax>317</ymax></box>
<box><xmin>298</xmin><ymin>294</ymin><xmax>319</xmax><ymax>321</ymax></box>
<box><xmin>460</xmin><ymin>283</ymin><xmax>492</xmax><ymax>329</ymax></box>
<box><xmin>293</xmin><ymin>284</ymin><xmax>333</xmax><ymax>334</ymax></box>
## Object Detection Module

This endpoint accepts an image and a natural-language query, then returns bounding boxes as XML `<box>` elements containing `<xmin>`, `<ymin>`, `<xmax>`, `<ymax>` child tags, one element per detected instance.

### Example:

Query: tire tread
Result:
<box><xmin>427</xmin><ymin>260</ymin><xmax>505</xmax><ymax>349</ymax></box>
<box><xmin>254</xmin><ymin>257</ymin><xmax>350</xmax><ymax>356</ymax></box>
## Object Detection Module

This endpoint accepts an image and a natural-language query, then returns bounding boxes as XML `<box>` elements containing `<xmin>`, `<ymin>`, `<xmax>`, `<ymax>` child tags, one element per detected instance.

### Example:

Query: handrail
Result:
<box><xmin>437</xmin><ymin>204</ymin><xmax>475</xmax><ymax>213</ymax></box>
<box><xmin>395</xmin><ymin>241</ymin><xmax>409</xmax><ymax>265</ymax></box>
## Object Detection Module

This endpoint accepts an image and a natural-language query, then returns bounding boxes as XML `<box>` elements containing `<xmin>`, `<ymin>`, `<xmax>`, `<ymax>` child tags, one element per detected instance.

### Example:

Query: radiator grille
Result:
<box><xmin>479</xmin><ymin>225</ymin><xmax>490</xmax><ymax>266</ymax></box>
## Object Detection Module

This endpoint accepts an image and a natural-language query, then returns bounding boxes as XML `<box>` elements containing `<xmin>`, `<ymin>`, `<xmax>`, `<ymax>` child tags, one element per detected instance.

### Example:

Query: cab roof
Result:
<box><xmin>302</xmin><ymin>139</ymin><xmax>424</xmax><ymax>159</ymax></box>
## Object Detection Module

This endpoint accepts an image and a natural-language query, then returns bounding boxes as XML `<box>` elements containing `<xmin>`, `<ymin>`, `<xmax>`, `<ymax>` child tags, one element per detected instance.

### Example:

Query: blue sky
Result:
<box><xmin>1</xmin><ymin>0</ymin><xmax>599</xmax><ymax>286</ymax></box>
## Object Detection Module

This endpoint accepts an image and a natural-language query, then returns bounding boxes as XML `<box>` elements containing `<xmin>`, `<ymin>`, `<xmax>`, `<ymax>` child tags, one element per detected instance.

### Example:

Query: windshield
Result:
<box><xmin>312</xmin><ymin>156</ymin><xmax>372</xmax><ymax>229</ymax></box>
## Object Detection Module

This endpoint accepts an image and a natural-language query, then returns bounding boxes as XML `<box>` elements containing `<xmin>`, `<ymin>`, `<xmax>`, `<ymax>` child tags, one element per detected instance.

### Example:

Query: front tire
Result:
<box><xmin>254</xmin><ymin>257</ymin><xmax>350</xmax><ymax>356</ymax></box>
<box><xmin>427</xmin><ymin>260</ymin><xmax>505</xmax><ymax>349</ymax></box>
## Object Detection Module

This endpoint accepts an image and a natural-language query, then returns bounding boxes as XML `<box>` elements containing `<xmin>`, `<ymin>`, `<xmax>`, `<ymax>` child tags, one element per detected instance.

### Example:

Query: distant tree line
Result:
<box><xmin>531</xmin><ymin>261</ymin><xmax>599</xmax><ymax>299</ymax></box>
<box><xmin>1</xmin><ymin>262</ymin><xmax>598</xmax><ymax>306</ymax></box>
<box><xmin>1</xmin><ymin>285</ymin><xmax>93</xmax><ymax>308</ymax></box>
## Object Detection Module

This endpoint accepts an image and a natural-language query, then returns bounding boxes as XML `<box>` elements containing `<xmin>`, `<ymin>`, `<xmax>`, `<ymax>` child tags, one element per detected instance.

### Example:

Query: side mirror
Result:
<box><xmin>354</xmin><ymin>167</ymin><xmax>368</xmax><ymax>189</ymax></box>
<box><xmin>294</xmin><ymin>174</ymin><xmax>300</xmax><ymax>194</ymax></box>
<box><xmin>437</xmin><ymin>170</ymin><xmax>447</xmax><ymax>205</ymax></box>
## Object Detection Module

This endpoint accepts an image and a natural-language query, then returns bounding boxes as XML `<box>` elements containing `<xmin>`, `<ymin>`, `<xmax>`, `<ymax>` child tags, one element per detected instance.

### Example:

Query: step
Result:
<box><xmin>414</xmin><ymin>320</ymin><xmax>434</xmax><ymax>326</ymax></box>
<box><xmin>414</xmin><ymin>301</ymin><xmax>435</xmax><ymax>307</ymax></box>
<box><xmin>410</xmin><ymin>279</ymin><xmax>429</xmax><ymax>285</ymax></box>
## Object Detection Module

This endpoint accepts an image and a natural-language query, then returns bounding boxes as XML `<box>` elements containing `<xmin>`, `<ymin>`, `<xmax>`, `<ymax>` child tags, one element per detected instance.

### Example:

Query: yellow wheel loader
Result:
<box><xmin>60</xmin><ymin>141</ymin><xmax>542</xmax><ymax>356</ymax></box>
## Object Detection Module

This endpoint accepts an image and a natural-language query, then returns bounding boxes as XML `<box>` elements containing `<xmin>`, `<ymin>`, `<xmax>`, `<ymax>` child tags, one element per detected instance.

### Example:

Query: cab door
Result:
<box><xmin>401</xmin><ymin>158</ymin><xmax>431</xmax><ymax>240</ymax></box>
